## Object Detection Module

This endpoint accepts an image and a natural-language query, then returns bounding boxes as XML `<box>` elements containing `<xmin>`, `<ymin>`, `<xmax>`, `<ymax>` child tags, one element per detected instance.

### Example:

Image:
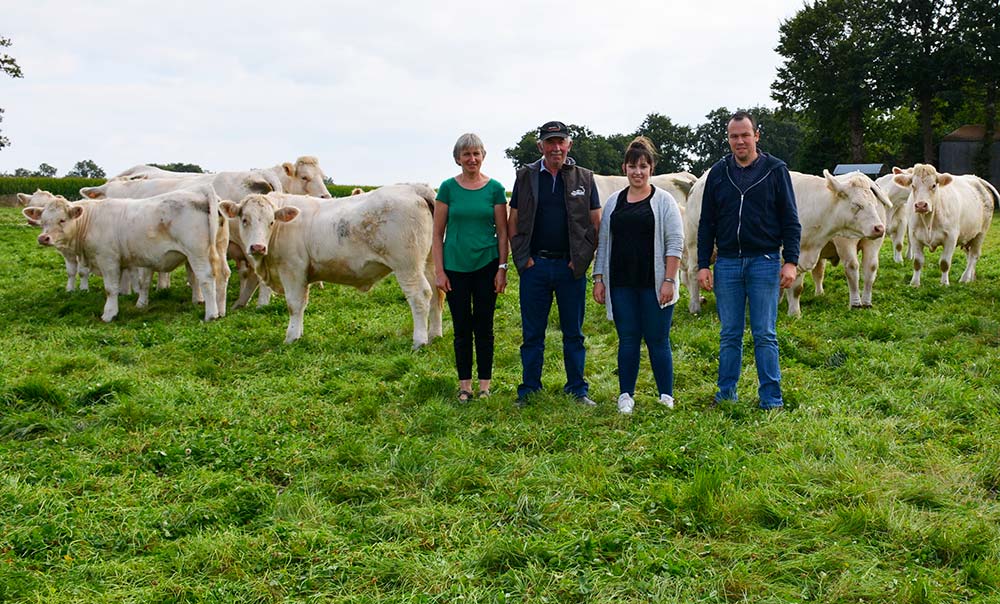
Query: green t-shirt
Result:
<box><xmin>437</xmin><ymin>177</ymin><xmax>507</xmax><ymax>272</ymax></box>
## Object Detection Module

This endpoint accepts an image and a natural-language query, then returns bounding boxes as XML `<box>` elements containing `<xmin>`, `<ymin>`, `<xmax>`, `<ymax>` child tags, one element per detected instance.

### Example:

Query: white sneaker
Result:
<box><xmin>617</xmin><ymin>393</ymin><xmax>635</xmax><ymax>414</ymax></box>
<box><xmin>659</xmin><ymin>393</ymin><xmax>675</xmax><ymax>409</ymax></box>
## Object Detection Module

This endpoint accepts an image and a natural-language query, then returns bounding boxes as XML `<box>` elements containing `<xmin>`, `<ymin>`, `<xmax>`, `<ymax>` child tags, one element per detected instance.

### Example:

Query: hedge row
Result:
<box><xmin>0</xmin><ymin>177</ymin><xmax>379</xmax><ymax>201</ymax></box>
<box><xmin>0</xmin><ymin>177</ymin><xmax>105</xmax><ymax>201</ymax></box>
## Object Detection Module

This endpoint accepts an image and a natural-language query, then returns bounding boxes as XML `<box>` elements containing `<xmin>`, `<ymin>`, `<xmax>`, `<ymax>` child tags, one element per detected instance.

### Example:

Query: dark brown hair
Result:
<box><xmin>623</xmin><ymin>136</ymin><xmax>657</xmax><ymax>169</ymax></box>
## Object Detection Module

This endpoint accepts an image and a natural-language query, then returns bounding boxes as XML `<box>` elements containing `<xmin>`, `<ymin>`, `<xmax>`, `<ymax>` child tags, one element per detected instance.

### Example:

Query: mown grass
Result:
<box><xmin>1</xmin><ymin>205</ymin><xmax>999</xmax><ymax>603</ymax></box>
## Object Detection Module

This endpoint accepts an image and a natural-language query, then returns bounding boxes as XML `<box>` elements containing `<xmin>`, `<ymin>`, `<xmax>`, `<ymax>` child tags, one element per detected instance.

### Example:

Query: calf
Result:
<box><xmin>23</xmin><ymin>186</ymin><xmax>230</xmax><ymax>322</ymax></box>
<box><xmin>894</xmin><ymin>164</ymin><xmax>997</xmax><ymax>286</ymax></box>
<box><xmin>220</xmin><ymin>184</ymin><xmax>443</xmax><ymax>347</ymax></box>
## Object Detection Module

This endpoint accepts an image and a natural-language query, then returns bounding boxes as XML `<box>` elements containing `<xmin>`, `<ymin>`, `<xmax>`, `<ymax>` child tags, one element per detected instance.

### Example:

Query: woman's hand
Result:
<box><xmin>494</xmin><ymin>268</ymin><xmax>507</xmax><ymax>294</ymax></box>
<box><xmin>593</xmin><ymin>281</ymin><xmax>606</xmax><ymax>305</ymax></box>
<box><xmin>658</xmin><ymin>281</ymin><xmax>675</xmax><ymax>306</ymax></box>
<box><xmin>436</xmin><ymin>272</ymin><xmax>451</xmax><ymax>292</ymax></box>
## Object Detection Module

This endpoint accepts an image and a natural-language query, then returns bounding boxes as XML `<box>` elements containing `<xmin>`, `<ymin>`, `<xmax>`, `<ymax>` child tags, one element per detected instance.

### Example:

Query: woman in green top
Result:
<box><xmin>432</xmin><ymin>133</ymin><xmax>510</xmax><ymax>403</ymax></box>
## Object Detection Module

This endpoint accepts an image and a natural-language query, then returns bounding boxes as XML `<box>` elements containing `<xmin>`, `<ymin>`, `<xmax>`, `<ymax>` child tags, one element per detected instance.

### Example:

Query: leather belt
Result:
<box><xmin>535</xmin><ymin>250</ymin><xmax>569</xmax><ymax>259</ymax></box>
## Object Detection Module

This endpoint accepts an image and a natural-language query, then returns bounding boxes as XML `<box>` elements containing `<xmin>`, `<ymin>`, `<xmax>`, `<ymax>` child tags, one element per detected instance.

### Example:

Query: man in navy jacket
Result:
<box><xmin>696</xmin><ymin>111</ymin><xmax>801</xmax><ymax>409</ymax></box>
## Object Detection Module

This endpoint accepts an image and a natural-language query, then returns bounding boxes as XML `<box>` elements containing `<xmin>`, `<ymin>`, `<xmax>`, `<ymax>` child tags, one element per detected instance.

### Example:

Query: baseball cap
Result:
<box><xmin>538</xmin><ymin>121</ymin><xmax>570</xmax><ymax>140</ymax></box>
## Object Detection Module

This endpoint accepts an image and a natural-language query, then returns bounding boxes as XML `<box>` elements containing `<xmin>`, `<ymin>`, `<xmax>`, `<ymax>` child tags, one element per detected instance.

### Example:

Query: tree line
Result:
<box><xmin>507</xmin><ymin>0</ymin><xmax>998</xmax><ymax>177</ymax></box>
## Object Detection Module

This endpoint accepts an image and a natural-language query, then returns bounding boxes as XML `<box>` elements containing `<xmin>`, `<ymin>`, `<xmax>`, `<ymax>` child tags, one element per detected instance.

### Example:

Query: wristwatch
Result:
<box><xmin>663</xmin><ymin>277</ymin><xmax>676</xmax><ymax>284</ymax></box>
<box><xmin>498</xmin><ymin>263</ymin><xmax>508</xmax><ymax>270</ymax></box>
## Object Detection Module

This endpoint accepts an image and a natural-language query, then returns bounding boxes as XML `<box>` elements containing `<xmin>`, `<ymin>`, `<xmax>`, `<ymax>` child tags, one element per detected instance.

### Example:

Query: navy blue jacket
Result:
<box><xmin>697</xmin><ymin>153</ymin><xmax>801</xmax><ymax>269</ymax></box>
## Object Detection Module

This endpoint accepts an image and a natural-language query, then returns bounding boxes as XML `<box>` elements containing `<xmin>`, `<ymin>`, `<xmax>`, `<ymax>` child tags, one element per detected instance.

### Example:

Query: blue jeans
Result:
<box><xmin>518</xmin><ymin>256</ymin><xmax>588</xmax><ymax>398</ymax></box>
<box><xmin>610</xmin><ymin>286</ymin><xmax>674</xmax><ymax>397</ymax></box>
<box><xmin>713</xmin><ymin>255</ymin><xmax>783</xmax><ymax>408</ymax></box>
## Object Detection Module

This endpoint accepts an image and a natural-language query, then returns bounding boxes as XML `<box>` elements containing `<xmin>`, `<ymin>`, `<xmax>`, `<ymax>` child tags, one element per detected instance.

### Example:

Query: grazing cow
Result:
<box><xmin>219</xmin><ymin>184</ymin><xmax>443</xmax><ymax>347</ymax></box>
<box><xmin>22</xmin><ymin>186</ymin><xmax>230</xmax><ymax>322</ymax></box>
<box><xmin>111</xmin><ymin>156</ymin><xmax>332</xmax><ymax>199</ymax></box>
<box><xmin>684</xmin><ymin>170</ymin><xmax>889</xmax><ymax>316</ymax></box>
<box><xmin>893</xmin><ymin>164</ymin><xmax>997</xmax><ymax>286</ymax></box>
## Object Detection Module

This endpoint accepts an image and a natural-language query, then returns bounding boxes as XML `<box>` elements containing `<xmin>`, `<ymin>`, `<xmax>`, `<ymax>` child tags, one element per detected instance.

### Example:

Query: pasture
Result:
<box><xmin>1</xmin><ymin>204</ymin><xmax>999</xmax><ymax>603</ymax></box>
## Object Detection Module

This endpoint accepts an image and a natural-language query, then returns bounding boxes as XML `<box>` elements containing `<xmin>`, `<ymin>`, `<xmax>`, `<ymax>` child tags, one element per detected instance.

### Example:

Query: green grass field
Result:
<box><xmin>1</xmin><ymin>206</ymin><xmax>999</xmax><ymax>603</ymax></box>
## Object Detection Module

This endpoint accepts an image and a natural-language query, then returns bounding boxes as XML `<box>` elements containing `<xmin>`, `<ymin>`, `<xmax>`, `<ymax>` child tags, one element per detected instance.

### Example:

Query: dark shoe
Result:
<box><xmin>457</xmin><ymin>389</ymin><xmax>473</xmax><ymax>403</ymax></box>
<box><xmin>575</xmin><ymin>395</ymin><xmax>597</xmax><ymax>407</ymax></box>
<box><xmin>478</xmin><ymin>389</ymin><xmax>490</xmax><ymax>399</ymax></box>
<box><xmin>514</xmin><ymin>396</ymin><xmax>529</xmax><ymax>408</ymax></box>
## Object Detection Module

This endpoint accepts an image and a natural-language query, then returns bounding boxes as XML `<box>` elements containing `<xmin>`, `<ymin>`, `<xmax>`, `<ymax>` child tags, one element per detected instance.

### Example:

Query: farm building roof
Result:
<box><xmin>942</xmin><ymin>125</ymin><xmax>1000</xmax><ymax>142</ymax></box>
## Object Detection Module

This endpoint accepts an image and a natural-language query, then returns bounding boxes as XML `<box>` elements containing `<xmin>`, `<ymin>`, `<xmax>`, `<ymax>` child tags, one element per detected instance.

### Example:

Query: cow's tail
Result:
<box><xmin>405</xmin><ymin>182</ymin><xmax>436</xmax><ymax>214</ymax></box>
<box><xmin>206</xmin><ymin>185</ymin><xmax>222</xmax><ymax>270</ymax></box>
<box><xmin>980</xmin><ymin>177</ymin><xmax>1000</xmax><ymax>211</ymax></box>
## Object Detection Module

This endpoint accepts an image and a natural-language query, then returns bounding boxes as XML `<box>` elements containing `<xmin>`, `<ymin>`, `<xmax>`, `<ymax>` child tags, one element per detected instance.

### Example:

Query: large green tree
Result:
<box><xmin>504</xmin><ymin>124</ymin><xmax>626</xmax><ymax>175</ymax></box>
<box><xmin>955</xmin><ymin>0</ymin><xmax>1000</xmax><ymax>175</ymax></box>
<box><xmin>772</xmin><ymin>0</ymin><xmax>894</xmax><ymax>163</ymax></box>
<box><xmin>633</xmin><ymin>113</ymin><xmax>692</xmax><ymax>173</ymax></box>
<box><xmin>67</xmin><ymin>159</ymin><xmax>105</xmax><ymax>179</ymax></box>
<box><xmin>884</xmin><ymin>0</ymin><xmax>962</xmax><ymax>164</ymax></box>
<box><xmin>1</xmin><ymin>36</ymin><xmax>24</xmax><ymax>151</ymax></box>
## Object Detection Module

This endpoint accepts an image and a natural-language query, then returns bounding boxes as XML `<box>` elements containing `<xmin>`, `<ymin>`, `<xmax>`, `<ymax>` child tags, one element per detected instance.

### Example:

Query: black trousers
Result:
<box><xmin>445</xmin><ymin>258</ymin><xmax>499</xmax><ymax>381</ymax></box>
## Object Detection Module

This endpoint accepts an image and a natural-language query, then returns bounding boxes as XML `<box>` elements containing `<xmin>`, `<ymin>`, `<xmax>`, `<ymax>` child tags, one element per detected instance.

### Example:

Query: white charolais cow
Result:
<box><xmin>683</xmin><ymin>170</ymin><xmax>889</xmax><ymax>316</ymax></box>
<box><xmin>111</xmin><ymin>156</ymin><xmax>333</xmax><ymax>199</ymax></box>
<box><xmin>18</xmin><ymin>190</ymin><xmax>93</xmax><ymax>291</ymax></box>
<box><xmin>893</xmin><ymin>164</ymin><xmax>997</xmax><ymax>287</ymax></box>
<box><xmin>875</xmin><ymin>167</ymin><xmax>915</xmax><ymax>263</ymax></box>
<box><xmin>23</xmin><ymin>186</ymin><xmax>230</xmax><ymax>322</ymax></box>
<box><xmin>219</xmin><ymin>184</ymin><xmax>443</xmax><ymax>347</ymax></box>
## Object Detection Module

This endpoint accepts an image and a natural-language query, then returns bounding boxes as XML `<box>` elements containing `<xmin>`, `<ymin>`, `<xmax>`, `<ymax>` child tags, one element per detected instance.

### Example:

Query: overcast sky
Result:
<box><xmin>2</xmin><ymin>0</ymin><xmax>805</xmax><ymax>187</ymax></box>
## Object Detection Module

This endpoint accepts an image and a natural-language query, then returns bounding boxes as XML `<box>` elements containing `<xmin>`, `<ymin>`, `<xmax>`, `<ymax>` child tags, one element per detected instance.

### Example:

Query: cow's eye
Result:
<box><xmin>930</xmin><ymin>184</ymin><xmax>937</xmax><ymax>190</ymax></box>
<box><xmin>242</xmin><ymin>219</ymin><xmax>248</xmax><ymax>226</ymax></box>
<box><xmin>59</xmin><ymin>219</ymin><xmax>66</xmax><ymax>224</ymax></box>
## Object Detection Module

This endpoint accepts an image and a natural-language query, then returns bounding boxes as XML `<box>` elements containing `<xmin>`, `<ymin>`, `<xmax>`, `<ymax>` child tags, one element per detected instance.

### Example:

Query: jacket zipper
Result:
<box><xmin>725</xmin><ymin>164</ymin><xmax>774</xmax><ymax>257</ymax></box>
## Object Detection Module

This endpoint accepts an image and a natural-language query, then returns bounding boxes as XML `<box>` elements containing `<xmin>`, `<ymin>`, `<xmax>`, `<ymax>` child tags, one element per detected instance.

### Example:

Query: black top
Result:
<box><xmin>610</xmin><ymin>186</ymin><xmax>655</xmax><ymax>289</ymax></box>
<box><xmin>530</xmin><ymin>168</ymin><xmax>569</xmax><ymax>254</ymax></box>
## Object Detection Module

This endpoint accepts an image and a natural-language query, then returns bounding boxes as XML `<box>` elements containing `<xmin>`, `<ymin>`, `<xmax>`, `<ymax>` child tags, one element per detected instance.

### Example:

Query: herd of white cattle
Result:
<box><xmin>14</xmin><ymin>157</ymin><xmax>1000</xmax><ymax>348</ymax></box>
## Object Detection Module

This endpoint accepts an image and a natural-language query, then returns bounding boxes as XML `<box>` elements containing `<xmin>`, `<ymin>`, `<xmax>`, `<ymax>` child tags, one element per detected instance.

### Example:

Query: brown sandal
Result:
<box><xmin>457</xmin><ymin>389</ymin><xmax>474</xmax><ymax>403</ymax></box>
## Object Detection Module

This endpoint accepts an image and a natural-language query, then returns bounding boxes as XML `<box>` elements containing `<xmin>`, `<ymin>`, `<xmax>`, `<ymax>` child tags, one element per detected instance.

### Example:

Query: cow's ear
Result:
<box><xmin>80</xmin><ymin>187</ymin><xmax>102</xmax><ymax>199</ymax></box>
<box><xmin>22</xmin><ymin>207</ymin><xmax>43</xmax><ymax>222</ymax></box>
<box><xmin>871</xmin><ymin>186</ymin><xmax>893</xmax><ymax>209</ymax></box>
<box><xmin>938</xmin><ymin>173</ymin><xmax>953</xmax><ymax>186</ymax></box>
<box><xmin>16</xmin><ymin>193</ymin><xmax>31</xmax><ymax>205</ymax></box>
<box><xmin>247</xmin><ymin>177</ymin><xmax>274</xmax><ymax>194</ymax></box>
<box><xmin>68</xmin><ymin>205</ymin><xmax>84</xmax><ymax>220</ymax></box>
<box><xmin>282</xmin><ymin>162</ymin><xmax>295</xmax><ymax>177</ymax></box>
<box><xmin>823</xmin><ymin>169</ymin><xmax>844</xmax><ymax>194</ymax></box>
<box><xmin>274</xmin><ymin>206</ymin><xmax>300</xmax><ymax>223</ymax></box>
<box><xmin>219</xmin><ymin>200</ymin><xmax>240</xmax><ymax>218</ymax></box>
<box><xmin>892</xmin><ymin>166</ymin><xmax>905</xmax><ymax>174</ymax></box>
<box><xmin>893</xmin><ymin>174</ymin><xmax>912</xmax><ymax>187</ymax></box>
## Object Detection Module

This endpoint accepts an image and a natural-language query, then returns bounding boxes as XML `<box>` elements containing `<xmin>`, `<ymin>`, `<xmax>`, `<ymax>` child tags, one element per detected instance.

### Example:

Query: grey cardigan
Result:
<box><xmin>593</xmin><ymin>185</ymin><xmax>685</xmax><ymax>320</ymax></box>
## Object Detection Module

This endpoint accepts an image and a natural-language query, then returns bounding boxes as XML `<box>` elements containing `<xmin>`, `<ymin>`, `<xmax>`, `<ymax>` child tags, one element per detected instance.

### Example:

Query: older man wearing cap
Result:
<box><xmin>508</xmin><ymin>121</ymin><xmax>602</xmax><ymax>407</ymax></box>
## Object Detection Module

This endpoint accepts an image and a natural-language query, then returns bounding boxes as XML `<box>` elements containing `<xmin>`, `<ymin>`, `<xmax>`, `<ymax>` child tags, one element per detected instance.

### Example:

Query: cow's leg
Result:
<box><xmin>858</xmin><ymin>239</ymin><xmax>880</xmax><ymax>307</ymax></box>
<box><xmin>425</xmin><ymin>255</ymin><xmax>443</xmax><ymax>340</ymax></box>
<box><xmin>811</xmin><ymin>259</ymin><xmax>826</xmax><ymax>296</ymax></box>
<box><xmin>78</xmin><ymin>260</ymin><xmax>90</xmax><ymax>291</ymax></box>
<box><xmin>939</xmin><ymin>234</ymin><xmax>958</xmax><ymax>286</ymax></box>
<box><xmin>157</xmin><ymin>271</ymin><xmax>171</xmax><ymax>290</ymax></box>
<box><xmin>256</xmin><ymin>282</ymin><xmax>273</xmax><ymax>308</ymax></box>
<box><xmin>135</xmin><ymin>268</ymin><xmax>151</xmax><ymax>309</ymax></box>
<box><xmin>282</xmin><ymin>275</ymin><xmax>310</xmax><ymax>343</ymax></box>
<box><xmin>100</xmin><ymin>264</ymin><xmax>122</xmax><ymax>322</ymax></box>
<box><xmin>960</xmin><ymin>233</ymin><xmax>985</xmax><ymax>283</ymax></box>
<box><xmin>835</xmin><ymin>240</ymin><xmax>862</xmax><ymax>308</ymax></box>
<box><xmin>186</xmin><ymin>258</ymin><xmax>219</xmax><ymax>320</ymax></box>
<box><xmin>786</xmin><ymin>273</ymin><xmax>805</xmax><ymax>317</ymax></box>
<box><xmin>910</xmin><ymin>244</ymin><xmax>924</xmax><ymax>287</ymax></box>
<box><xmin>186</xmin><ymin>263</ymin><xmax>204</xmax><ymax>304</ymax></box>
<box><xmin>686</xmin><ymin>250</ymin><xmax>703</xmax><ymax>314</ymax></box>
<box><xmin>890</xmin><ymin>222</ymin><xmax>905</xmax><ymax>264</ymax></box>
<box><xmin>395</xmin><ymin>267</ymin><xmax>432</xmax><ymax>349</ymax></box>
<box><xmin>233</xmin><ymin>259</ymin><xmax>256</xmax><ymax>309</ymax></box>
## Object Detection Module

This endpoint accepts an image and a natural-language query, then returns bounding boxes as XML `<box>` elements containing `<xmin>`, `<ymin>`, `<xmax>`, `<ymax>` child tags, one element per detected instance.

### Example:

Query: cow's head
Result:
<box><xmin>823</xmin><ymin>170</ymin><xmax>886</xmax><ymax>239</ymax></box>
<box><xmin>23</xmin><ymin>197</ymin><xmax>85</xmax><ymax>248</ymax></box>
<box><xmin>220</xmin><ymin>194</ymin><xmax>300</xmax><ymax>259</ymax></box>
<box><xmin>18</xmin><ymin>190</ymin><xmax>67</xmax><ymax>226</ymax></box>
<box><xmin>281</xmin><ymin>156</ymin><xmax>332</xmax><ymax>199</ymax></box>
<box><xmin>893</xmin><ymin>163</ymin><xmax>951</xmax><ymax>215</ymax></box>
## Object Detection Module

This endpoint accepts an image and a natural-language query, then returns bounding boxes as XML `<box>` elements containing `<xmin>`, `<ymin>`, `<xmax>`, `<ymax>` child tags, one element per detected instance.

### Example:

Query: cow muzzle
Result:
<box><xmin>249</xmin><ymin>243</ymin><xmax>268</xmax><ymax>256</ymax></box>
<box><xmin>869</xmin><ymin>224</ymin><xmax>885</xmax><ymax>238</ymax></box>
<box><xmin>914</xmin><ymin>201</ymin><xmax>930</xmax><ymax>214</ymax></box>
<box><xmin>37</xmin><ymin>234</ymin><xmax>53</xmax><ymax>246</ymax></box>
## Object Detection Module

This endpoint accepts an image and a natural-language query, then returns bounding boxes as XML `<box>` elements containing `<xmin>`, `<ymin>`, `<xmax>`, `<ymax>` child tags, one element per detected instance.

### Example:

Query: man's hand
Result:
<box><xmin>697</xmin><ymin>268</ymin><xmax>713</xmax><ymax>292</ymax></box>
<box><xmin>779</xmin><ymin>262</ymin><xmax>797</xmax><ymax>289</ymax></box>
<box><xmin>592</xmin><ymin>281</ymin><xmax>605</xmax><ymax>304</ymax></box>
